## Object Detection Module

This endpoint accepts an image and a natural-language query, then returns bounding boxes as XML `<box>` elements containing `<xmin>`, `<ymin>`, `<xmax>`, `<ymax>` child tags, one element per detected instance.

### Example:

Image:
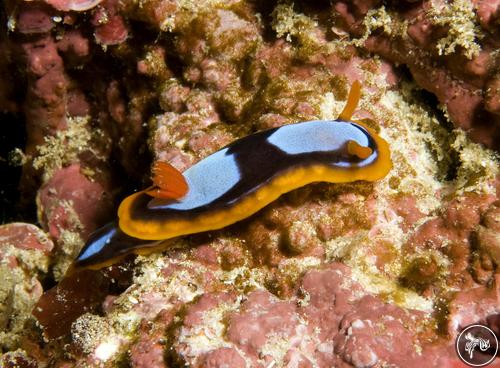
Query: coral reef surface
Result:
<box><xmin>0</xmin><ymin>0</ymin><xmax>499</xmax><ymax>367</ymax></box>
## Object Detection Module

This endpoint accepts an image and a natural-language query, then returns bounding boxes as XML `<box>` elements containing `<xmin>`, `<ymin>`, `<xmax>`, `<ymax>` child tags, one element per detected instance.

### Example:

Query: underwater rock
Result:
<box><xmin>129</xmin><ymin>309</ymin><xmax>175</xmax><ymax>368</ymax></box>
<box><xmin>16</xmin><ymin>2</ymin><xmax>57</xmax><ymax>34</ymax></box>
<box><xmin>448</xmin><ymin>273</ymin><xmax>500</xmax><ymax>335</ymax></box>
<box><xmin>333</xmin><ymin>0</ymin><xmax>500</xmax><ymax>150</ymax></box>
<box><xmin>0</xmin><ymin>223</ymin><xmax>52</xmax><ymax>351</ymax></box>
<box><xmin>476</xmin><ymin>201</ymin><xmax>500</xmax><ymax>266</ymax></box>
<box><xmin>32</xmin><ymin>269</ymin><xmax>109</xmax><ymax>339</ymax></box>
<box><xmin>0</xmin><ymin>0</ymin><xmax>498</xmax><ymax>366</ymax></box>
<box><xmin>0</xmin><ymin>223</ymin><xmax>53</xmax><ymax>256</ymax></box>
<box><xmin>43</xmin><ymin>0</ymin><xmax>103</xmax><ymax>12</ymax></box>
<box><xmin>92</xmin><ymin>0</ymin><xmax>129</xmax><ymax>46</ymax></box>
<box><xmin>37</xmin><ymin>163</ymin><xmax>114</xmax><ymax>278</ymax></box>
<box><xmin>37</xmin><ymin>163</ymin><xmax>113</xmax><ymax>241</ymax></box>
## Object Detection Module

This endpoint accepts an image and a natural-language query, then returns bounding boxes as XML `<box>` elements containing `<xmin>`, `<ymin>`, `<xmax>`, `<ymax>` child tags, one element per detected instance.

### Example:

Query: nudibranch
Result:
<box><xmin>74</xmin><ymin>81</ymin><xmax>392</xmax><ymax>270</ymax></box>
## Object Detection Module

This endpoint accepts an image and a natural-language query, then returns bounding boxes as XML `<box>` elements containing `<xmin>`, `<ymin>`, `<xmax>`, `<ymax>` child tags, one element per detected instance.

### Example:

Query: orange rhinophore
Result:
<box><xmin>347</xmin><ymin>139</ymin><xmax>373</xmax><ymax>159</ymax></box>
<box><xmin>338</xmin><ymin>80</ymin><xmax>361</xmax><ymax>121</ymax></box>
<box><xmin>145</xmin><ymin>161</ymin><xmax>189</xmax><ymax>200</ymax></box>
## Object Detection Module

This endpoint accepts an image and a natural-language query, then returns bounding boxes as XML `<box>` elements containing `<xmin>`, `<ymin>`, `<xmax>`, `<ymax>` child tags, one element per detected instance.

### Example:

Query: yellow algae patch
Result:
<box><xmin>177</xmin><ymin>298</ymin><xmax>241</xmax><ymax>357</ymax></box>
<box><xmin>355</xmin><ymin>6</ymin><xmax>396</xmax><ymax>46</ymax></box>
<box><xmin>33</xmin><ymin>116</ymin><xmax>106</xmax><ymax>182</ymax></box>
<box><xmin>0</xmin><ymin>263</ymin><xmax>45</xmax><ymax>350</ymax></box>
<box><xmin>451</xmin><ymin>130</ymin><xmax>499</xmax><ymax>195</ymax></box>
<box><xmin>319</xmin><ymin>92</ymin><xmax>347</xmax><ymax>121</ymax></box>
<box><xmin>72</xmin><ymin>314</ymin><xmax>112</xmax><ymax>354</ymax></box>
<box><xmin>342</xmin><ymin>6</ymin><xmax>408</xmax><ymax>48</ymax></box>
<box><xmin>52</xmin><ymin>229</ymin><xmax>84</xmax><ymax>281</ymax></box>
<box><xmin>326</xmin><ymin>231</ymin><xmax>433</xmax><ymax>313</ymax></box>
<box><xmin>217</xmin><ymin>265</ymin><xmax>267</xmax><ymax>294</ymax></box>
<box><xmin>271</xmin><ymin>3</ymin><xmax>318</xmax><ymax>45</ymax></box>
<box><xmin>155</xmin><ymin>0</ymin><xmax>234</xmax><ymax>32</ymax></box>
<box><xmin>428</xmin><ymin>0</ymin><xmax>482</xmax><ymax>59</ymax></box>
<box><xmin>370</xmin><ymin>89</ymin><xmax>445</xmax><ymax>214</ymax></box>
<box><xmin>260</xmin><ymin>325</ymin><xmax>318</xmax><ymax>368</ymax></box>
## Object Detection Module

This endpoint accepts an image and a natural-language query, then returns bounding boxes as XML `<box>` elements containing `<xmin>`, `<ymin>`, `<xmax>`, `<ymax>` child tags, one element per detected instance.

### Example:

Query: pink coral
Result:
<box><xmin>92</xmin><ymin>0</ymin><xmax>129</xmax><ymax>45</ymax></box>
<box><xmin>333</xmin><ymin>0</ymin><xmax>500</xmax><ymax>150</ymax></box>
<box><xmin>168</xmin><ymin>263</ymin><xmax>464</xmax><ymax>367</ymax></box>
<box><xmin>43</xmin><ymin>0</ymin><xmax>103</xmax><ymax>12</ymax></box>
<box><xmin>37</xmin><ymin>163</ymin><xmax>113</xmax><ymax>240</ymax></box>
<box><xmin>448</xmin><ymin>274</ymin><xmax>500</xmax><ymax>335</ymax></box>
<box><xmin>129</xmin><ymin>310</ymin><xmax>175</xmax><ymax>368</ymax></box>
<box><xmin>0</xmin><ymin>223</ymin><xmax>52</xmax><ymax>352</ymax></box>
<box><xmin>197</xmin><ymin>348</ymin><xmax>247</xmax><ymax>368</ymax></box>
<box><xmin>0</xmin><ymin>223</ymin><xmax>53</xmax><ymax>254</ymax></box>
<box><xmin>16</xmin><ymin>2</ymin><xmax>57</xmax><ymax>34</ymax></box>
<box><xmin>0</xmin><ymin>0</ymin><xmax>499</xmax><ymax>366</ymax></box>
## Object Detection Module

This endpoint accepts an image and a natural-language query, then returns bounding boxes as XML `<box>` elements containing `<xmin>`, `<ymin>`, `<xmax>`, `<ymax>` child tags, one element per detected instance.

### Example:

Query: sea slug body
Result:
<box><xmin>74</xmin><ymin>81</ymin><xmax>392</xmax><ymax>270</ymax></box>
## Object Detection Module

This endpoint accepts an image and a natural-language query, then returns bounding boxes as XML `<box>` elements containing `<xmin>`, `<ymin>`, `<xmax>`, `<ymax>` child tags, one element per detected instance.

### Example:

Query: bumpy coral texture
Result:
<box><xmin>0</xmin><ymin>0</ymin><xmax>499</xmax><ymax>367</ymax></box>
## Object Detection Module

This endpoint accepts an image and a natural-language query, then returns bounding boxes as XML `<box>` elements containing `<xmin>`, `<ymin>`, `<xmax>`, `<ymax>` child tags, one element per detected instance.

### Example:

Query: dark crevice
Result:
<box><xmin>394</xmin><ymin>64</ymin><xmax>461</xmax><ymax>181</ymax></box>
<box><xmin>248</xmin><ymin>0</ymin><xmax>280</xmax><ymax>43</ymax></box>
<box><xmin>0</xmin><ymin>112</ymin><xmax>35</xmax><ymax>224</ymax></box>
